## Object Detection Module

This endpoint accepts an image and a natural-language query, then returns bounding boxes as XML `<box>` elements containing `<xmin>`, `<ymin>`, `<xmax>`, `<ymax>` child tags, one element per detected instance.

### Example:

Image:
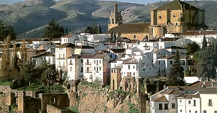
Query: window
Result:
<box><xmin>133</xmin><ymin>66</ymin><xmax>135</xmax><ymax>69</ymax></box>
<box><xmin>173</xmin><ymin>15</ymin><xmax>176</xmax><ymax>17</ymax></box>
<box><xmin>195</xmin><ymin>111</ymin><xmax>197</xmax><ymax>113</ymax></box>
<box><xmin>99</xmin><ymin>60</ymin><xmax>101</xmax><ymax>64</ymax></box>
<box><xmin>170</xmin><ymin>61</ymin><xmax>173</xmax><ymax>64</ymax></box>
<box><xmin>81</xmin><ymin>67</ymin><xmax>83</xmax><ymax>72</ymax></box>
<box><xmin>164</xmin><ymin>103</ymin><xmax>168</xmax><ymax>110</ymax></box>
<box><xmin>87</xmin><ymin>67</ymin><xmax>89</xmax><ymax>72</ymax></box>
<box><xmin>81</xmin><ymin>59</ymin><xmax>83</xmax><ymax>63</ymax></box>
<box><xmin>208</xmin><ymin>99</ymin><xmax>212</xmax><ymax>106</ymax></box>
<box><xmin>203</xmin><ymin>110</ymin><xmax>207</xmax><ymax>113</ymax></box>
<box><xmin>189</xmin><ymin>100</ymin><xmax>191</xmax><ymax>104</ymax></box>
<box><xmin>172</xmin><ymin>103</ymin><xmax>175</xmax><ymax>109</ymax></box>
<box><xmin>180</xmin><ymin>100</ymin><xmax>182</xmax><ymax>103</ymax></box>
<box><xmin>159</xmin><ymin>16</ymin><xmax>162</xmax><ymax>19</ymax></box>
<box><xmin>134</xmin><ymin>35</ymin><xmax>136</xmax><ymax>39</ymax></box>
<box><xmin>189</xmin><ymin>110</ymin><xmax>191</xmax><ymax>113</ymax></box>
<box><xmin>159</xmin><ymin>61</ymin><xmax>160</xmax><ymax>64</ymax></box>
<box><xmin>159</xmin><ymin>103</ymin><xmax>162</xmax><ymax>110</ymax></box>
<box><xmin>99</xmin><ymin>67</ymin><xmax>101</xmax><ymax>71</ymax></box>
<box><xmin>70</xmin><ymin>67</ymin><xmax>72</xmax><ymax>71</ymax></box>
<box><xmin>128</xmin><ymin>65</ymin><xmax>130</xmax><ymax>69</ymax></box>
<box><xmin>193</xmin><ymin>100</ymin><xmax>196</xmax><ymax>106</ymax></box>
<box><xmin>180</xmin><ymin>109</ymin><xmax>182</xmax><ymax>112</ymax></box>
<box><xmin>214</xmin><ymin>111</ymin><xmax>217</xmax><ymax>113</ymax></box>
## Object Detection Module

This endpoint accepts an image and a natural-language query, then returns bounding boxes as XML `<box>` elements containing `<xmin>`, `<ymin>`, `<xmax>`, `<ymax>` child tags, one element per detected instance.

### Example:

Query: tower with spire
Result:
<box><xmin>108</xmin><ymin>2</ymin><xmax>122</xmax><ymax>31</ymax></box>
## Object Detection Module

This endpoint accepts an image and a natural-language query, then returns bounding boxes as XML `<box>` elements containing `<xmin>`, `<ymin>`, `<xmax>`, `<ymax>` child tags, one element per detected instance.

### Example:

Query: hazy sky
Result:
<box><xmin>0</xmin><ymin>0</ymin><xmax>164</xmax><ymax>4</ymax></box>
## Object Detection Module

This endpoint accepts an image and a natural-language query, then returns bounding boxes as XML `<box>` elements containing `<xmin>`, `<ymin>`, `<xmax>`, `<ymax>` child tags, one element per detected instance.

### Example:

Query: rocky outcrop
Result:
<box><xmin>74</xmin><ymin>83</ymin><xmax>140</xmax><ymax>113</ymax></box>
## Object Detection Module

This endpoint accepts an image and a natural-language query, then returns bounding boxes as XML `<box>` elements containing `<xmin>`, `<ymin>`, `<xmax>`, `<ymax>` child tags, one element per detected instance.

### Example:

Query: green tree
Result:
<box><xmin>202</xmin><ymin>34</ymin><xmax>207</xmax><ymax>50</ymax></box>
<box><xmin>97</xmin><ymin>25</ymin><xmax>102</xmax><ymax>34</ymax></box>
<box><xmin>0</xmin><ymin>21</ymin><xmax>16</xmax><ymax>41</ymax></box>
<box><xmin>187</xmin><ymin>42</ymin><xmax>200</xmax><ymax>55</ymax></box>
<box><xmin>84</xmin><ymin>24</ymin><xmax>102</xmax><ymax>34</ymax></box>
<box><xmin>41</xmin><ymin>19</ymin><xmax>65</xmax><ymax>39</ymax></box>
<box><xmin>197</xmin><ymin>56</ymin><xmax>216</xmax><ymax>81</ymax></box>
<box><xmin>168</xmin><ymin>50</ymin><xmax>185</xmax><ymax>86</ymax></box>
<box><xmin>0</xmin><ymin>36</ymin><xmax>12</xmax><ymax>81</ymax></box>
<box><xmin>20</xmin><ymin>39</ymin><xmax>27</xmax><ymax>66</ymax></box>
<box><xmin>41</xmin><ymin>65</ymin><xmax>57</xmax><ymax>87</ymax></box>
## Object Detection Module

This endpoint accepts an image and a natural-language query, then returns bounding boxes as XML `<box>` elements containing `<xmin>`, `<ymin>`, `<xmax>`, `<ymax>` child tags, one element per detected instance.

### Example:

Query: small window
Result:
<box><xmin>159</xmin><ymin>103</ymin><xmax>162</xmax><ymax>110</ymax></box>
<box><xmin>193</xmin><ymin>100</ymin><xmax>196</xmax><ymax>106</ymax></box>
<box><xmin>203</xmin><ymin>110</ymin><xmax>207</xmax><ymax>113</ymax></box>
<box><xmin>189</xmin><ymin>100</ymin><xmax>191</xmax><ymax>104</ymax></box>
<box><xmin>172</xmin><ymin>103</ymin><xmax>175</xmax><ymax>109</ymax></box>
<box><xmin>170</xmin><ymin>61</ymin><xmax>173</xmax><ymax>64</ymax></box>
<box><xmin>133</xmin><ymin>66</ymin><xmax>135</xmax><ymax>69</ymax></box>
<box><xmin>173</xmin><ymin>15</ymin><xmax>176</xmax><ymax>17</ymax></box>
<box><xmin>195</xmin><ymin>111</ymin><xmax>197</xmax><ymax>113</ymax></box>
<box><xmin>164</xmin><ymin>103</ymin><xmax>168</xmax><ymax>110</ymax></box>
<box><xmin>208</xmin><ymin>99</ymin><xmax>212</xmax><ymax>106</ymax></box>
<box><xmin>189</xmin><ymin>110</ymin><xmax>191</xmax><ymax>113</ymax></box>
<box><xmin>214</xmin><ymin>111</ymin><xmax>217</xmax><ymax>113</ymax></box>
<box><xmin>81</xmin><ymin>59</ymin><xmax>83</xmax><ymax>63</ymax></box>
<box><xmin>70</xmin><ymin>67</ymin><xmax>72</xmax><ymax>71</ymax></box>
<box><xmin>134</xmin><ymin>35</ymin><xmax>136</xmax><ymax>39</ymax></box>
<box><xmin>159</xmin><ymin>16</ymin><xmax>162</xmax><ymax>19</ymax></box>
<box><xmin>180</xmin><ymin>100</ymin><xmax>182</xmax><ymax>103</ymax></box>
<box><xmin>180</xmin><ymin>109</ymin><xmax>182</xmax><ymax>112</ymax></box>
<box><xmin>128</xmin><ymin>65</ymin><xmax>130</xmax><ymax>69</ymax></box>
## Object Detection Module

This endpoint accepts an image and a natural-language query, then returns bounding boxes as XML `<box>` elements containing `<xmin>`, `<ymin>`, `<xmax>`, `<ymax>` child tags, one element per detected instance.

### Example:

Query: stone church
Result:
<box><xmin>107</xmin><ymin>0</ymin><xmax>208</xmax><ymax>40</ymax></box>
<box><xmin>149</xmin><ymin>0</ymin><xmax>207</xmax><ymax>38</ymax></box>
<box><xmin>107</xmin><ymin>3</ymin><xmax>150</xmax><ymax>41</ymax></box>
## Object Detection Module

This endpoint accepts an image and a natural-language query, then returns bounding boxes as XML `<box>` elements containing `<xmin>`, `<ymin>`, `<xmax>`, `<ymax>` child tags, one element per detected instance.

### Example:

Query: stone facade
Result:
<box><xmin>47</xmin><ymin>104</ymin><xmax>71</xmax><ymax>113</ymax></box>
<box><xmin>39</xmin><ymin>93</ymin><xmax>70</xmax><ymax>113</ymax></box>
<box><xmin>149</xmin><ymin>0</ymin><xmax>206</xmax><ymax>39</ymax></box>
<box><xmin>108</xmin><ymin>3</ymin><xmax>122</xmax><ymax>31</ymax></box>
<box><xmin>110</xmin><ymin>68</ymin><xmax>121</xmax><ymax>90</ymax></box>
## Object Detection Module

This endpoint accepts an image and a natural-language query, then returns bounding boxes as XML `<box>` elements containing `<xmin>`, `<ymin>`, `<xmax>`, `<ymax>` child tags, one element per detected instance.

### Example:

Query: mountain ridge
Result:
<box><xmin>0</xmin><ymin>0</ymin><xmax>217</xmax><ymax>38</ymax></box>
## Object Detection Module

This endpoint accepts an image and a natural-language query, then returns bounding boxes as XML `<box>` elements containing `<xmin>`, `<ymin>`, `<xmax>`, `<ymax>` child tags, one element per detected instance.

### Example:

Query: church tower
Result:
<box><xmin>108</xmin><ymin>2</ymin><xmax>122</xmax><ymax>31</ymax></box>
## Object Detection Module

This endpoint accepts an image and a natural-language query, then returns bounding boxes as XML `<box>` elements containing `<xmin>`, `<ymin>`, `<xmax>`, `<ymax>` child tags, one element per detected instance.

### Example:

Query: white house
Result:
<box><xmin>55</xmin><ymin>43</ymin><xmax>75</xmax><ymax>72</ymax></box>
<box><xmin>67</xmin><ymin>53</ymin><xmax>110</xmax><ymax>85</ymax></box>
<box><xmin>31</xmin><ymin>52</ymin><xmax>55</xmax><ymax>66</ymax></box>
<box><xmin>61</xmin><ymin>34</ymin><xmax>79</xmax><ymax>44</ymax></box>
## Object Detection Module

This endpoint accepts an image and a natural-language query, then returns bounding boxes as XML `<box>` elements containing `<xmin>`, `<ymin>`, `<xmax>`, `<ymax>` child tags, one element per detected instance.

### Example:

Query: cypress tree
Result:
<box><xmin>0</xmin><ymin>36</ymin><xmax>11</xmax><ymax>81</ymax></box>
<box><xmin>202</xmin><ymin>34</ymin><xmax>207</xmax><ymax>50</ymax></box>
<box><xmin>20</xmin><ymin>39</ymin><xmax>27</xmax><ymax>66</ymax></box>
<box><xmin>168</xmin><ymin>50</ymin><xmax>185</xmax><ymax>86</ymax></box>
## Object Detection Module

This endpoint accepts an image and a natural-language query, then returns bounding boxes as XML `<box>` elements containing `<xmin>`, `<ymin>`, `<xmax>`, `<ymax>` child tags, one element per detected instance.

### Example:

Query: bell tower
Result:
<box><xmin>108</xmin><ymin>2</ymin><xmax>122</xmax><ymax>31</ymax></box>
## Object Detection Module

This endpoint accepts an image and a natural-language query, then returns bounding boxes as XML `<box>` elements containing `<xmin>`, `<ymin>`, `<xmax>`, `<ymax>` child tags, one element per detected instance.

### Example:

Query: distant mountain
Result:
<box><xmin>0</xmin><ymin>0</ymin><xmax>217</xmax><ymax>38</ymax></box>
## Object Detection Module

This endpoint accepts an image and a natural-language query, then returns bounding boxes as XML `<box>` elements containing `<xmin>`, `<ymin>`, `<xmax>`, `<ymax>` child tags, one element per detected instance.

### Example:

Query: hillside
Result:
<box><xmin>0</xmin><ymin>0</ymin><xmax>217</xmax><ymax>38</ymax></box>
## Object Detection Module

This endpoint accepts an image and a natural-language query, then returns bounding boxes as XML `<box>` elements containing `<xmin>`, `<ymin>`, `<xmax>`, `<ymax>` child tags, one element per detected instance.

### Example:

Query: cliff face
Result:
<box><xmin>67</xmin><ymin>81</ymin><xmax>141</xmax><ymax>113</ymax></box>
<box><xmin>77</xmin><ymin>85</ymin><xmax>139</xmax><ymax>113</ymax></box>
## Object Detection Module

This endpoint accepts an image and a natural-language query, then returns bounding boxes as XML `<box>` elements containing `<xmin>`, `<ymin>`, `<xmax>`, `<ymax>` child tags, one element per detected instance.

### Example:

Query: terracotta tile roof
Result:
<box><xmin>178</xmin><ymin>93</ymin><xmax>200</xmax><ymax>99</ymax></box>
<box><xmin>200</xmin><ymin>88</ymin><xmax>217</xmax><ymax>94</ymax></box>
<box><xmin>110</xmin><ymin>49</ymin><xmax>125</xmax><ymax>53</ymax></box>
<box><xmin>155</xmin><ymin>0</ymin><xmax>200</xmax><ymax>10</ymax></box>
<box><xmin>61</xmin><ymin>34</ymin><xmax>74</xmax><ymax>38</ymax></box>
<box><xmin>153</xmin><ymin>96</ymin><xmax>169</xmax><ymax>102</ymax></box>
<box><xmin>74</xmin><ymin>45</ymin><xmax>95</xmax><ymax>49</ymax></box>
<box><xmin>31</xmin><ymin>52</ymin><xmax>53</xmax><ymax>58</ymax></box>
<box><xmin>107</xmin><ymin>23</ymin><xmax>150</xmax><ymax>34</ymax></box>
<box><xmin>164</xmin><ymin>89</ymin><xmax>182</xmax><ymax>95</ymax></box>
<box><xmin>51</xmin><ymin>38</ymin><xmax>61</xmax><ymax>41</ymax></box>
<box><xmin>55</xmin><ymin>43</ymin><xmax>75</xmax><ymax>48</ymax></box>
<box><xmin>175</xmin><ymin>30</ymin><xmax>217</xmax><ymax>36</ymax></box>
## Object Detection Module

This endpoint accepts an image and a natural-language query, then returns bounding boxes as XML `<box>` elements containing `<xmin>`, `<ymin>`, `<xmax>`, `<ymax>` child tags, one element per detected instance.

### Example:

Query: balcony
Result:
<box><xmin>85</xmin><ymin>62</ymin><xmax>91</xmax><ymax>65</ymax></box>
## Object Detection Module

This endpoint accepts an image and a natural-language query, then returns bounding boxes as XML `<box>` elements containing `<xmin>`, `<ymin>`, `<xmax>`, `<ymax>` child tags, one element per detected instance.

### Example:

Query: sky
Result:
<box><xmin>0</xmin><ymin>0</ymin><xmax>163</xmax><ymax>4</ymax></box>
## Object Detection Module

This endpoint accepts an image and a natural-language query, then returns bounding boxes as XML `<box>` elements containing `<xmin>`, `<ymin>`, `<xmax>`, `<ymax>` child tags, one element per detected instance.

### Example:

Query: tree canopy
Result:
<box><xmin>168</xmin><ymin>50</ymin><xmax>185</xmax><ymax>86</ymax></box>
<box><xmin>0</xmin><ymin>20</ymin><xmax>16</xmax><ymax>41</ymax></box>
<box><xmin>84</xmin><ymin>24</ymin><xmax>102</xmax><ymax>34</ymax></box>
<box><xmin>41</xmin><ymin>19</ymin><xmax>65</xmax><ymax>39</ymax></box>
<box><xmin>187</xmin><ymin>42</ymin><xmax>200</xmax><ymax>55</ymax></box>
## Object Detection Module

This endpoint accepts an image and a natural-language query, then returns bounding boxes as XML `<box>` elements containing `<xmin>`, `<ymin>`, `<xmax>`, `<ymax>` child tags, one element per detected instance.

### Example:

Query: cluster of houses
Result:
<box><xmin>0</xmin><ymin>30</ymin><xmax>214</xmax><ymax>87</ymax></box>
<box><xmin>150</xmin><ymin>81</ymin><xmax>217</xmax><ymax>113</ymax></box>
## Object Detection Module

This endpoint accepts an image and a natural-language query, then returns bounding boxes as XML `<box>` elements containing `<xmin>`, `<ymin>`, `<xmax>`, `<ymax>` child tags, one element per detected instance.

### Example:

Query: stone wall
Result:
<box><xmin>47</xmin><ymin>104</ymin><xmax>71</xmax><ymax>113</ymax></box>
<box><xmin>39</xmin><ymin>93</ymin><xmax>70</xmax><ymax>113</ymax></box>
<box><xmin>0</xmin><ymin>86</ymin><xmax>12</xmax><ymax>93</ymax></box>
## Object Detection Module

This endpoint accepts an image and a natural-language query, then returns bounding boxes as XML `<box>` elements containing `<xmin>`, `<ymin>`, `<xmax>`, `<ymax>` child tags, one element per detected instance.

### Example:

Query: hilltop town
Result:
<box><xmin>0</xmin><ymin>0</ymin><xmax>217</xmax><ymax>113</ymax></box>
